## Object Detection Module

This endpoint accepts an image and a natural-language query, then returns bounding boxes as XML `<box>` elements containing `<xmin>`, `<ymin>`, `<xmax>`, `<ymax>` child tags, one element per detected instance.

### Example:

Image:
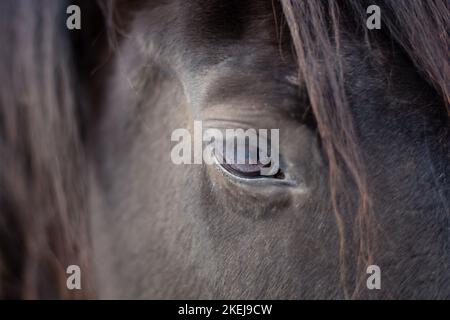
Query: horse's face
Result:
<box><xmin>90</xmin><ymin>0</ymin><xmax>449</xmax><ymax>298</ymax></box>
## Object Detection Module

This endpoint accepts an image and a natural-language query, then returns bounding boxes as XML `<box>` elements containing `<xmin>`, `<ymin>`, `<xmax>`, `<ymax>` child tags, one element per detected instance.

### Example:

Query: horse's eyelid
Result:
<box><xmin>213</xmin><ymin>149</ymin><xmax>284</xmax><ymax>180</ymax></box>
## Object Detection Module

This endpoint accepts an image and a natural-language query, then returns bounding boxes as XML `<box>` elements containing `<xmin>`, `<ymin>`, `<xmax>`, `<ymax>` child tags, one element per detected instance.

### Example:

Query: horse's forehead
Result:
<box><xmin>141</xmin><ymin>0</ymin><xmax>279</xmax><ymax>41</ymax></box>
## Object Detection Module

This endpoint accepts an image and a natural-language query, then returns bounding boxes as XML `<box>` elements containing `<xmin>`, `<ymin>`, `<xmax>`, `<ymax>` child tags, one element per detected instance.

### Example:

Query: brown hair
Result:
<box><xmin>281</xmin><ymin>0</ymin><xmax>449</xmax><ymax>297</ymax></box>
<box><xmin>0</xmin><ymin>0</ymin><xmax>93</xmax><ymax>298</ymax></box>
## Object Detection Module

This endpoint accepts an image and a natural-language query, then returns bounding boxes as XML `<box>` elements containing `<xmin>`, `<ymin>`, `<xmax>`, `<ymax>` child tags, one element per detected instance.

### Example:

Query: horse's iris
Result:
<box><xmin>215</xmin><ymin>144</ymin><xmax>283</xmax><ymax>180</ymax></box>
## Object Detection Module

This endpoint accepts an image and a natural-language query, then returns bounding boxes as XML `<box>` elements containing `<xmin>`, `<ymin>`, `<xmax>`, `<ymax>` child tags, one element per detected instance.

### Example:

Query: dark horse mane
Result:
<box><xmin>0</xmin><ymin>0</ymin><xmax>448</xmax><ymax>298</ymax></box>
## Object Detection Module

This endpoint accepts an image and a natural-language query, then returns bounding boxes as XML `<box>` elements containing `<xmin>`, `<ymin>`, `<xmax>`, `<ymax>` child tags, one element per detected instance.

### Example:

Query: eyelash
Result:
<box><xmin>214</xmin><ymin>148</ymin><xmax>284</xmax><ymax>180</ymax></box>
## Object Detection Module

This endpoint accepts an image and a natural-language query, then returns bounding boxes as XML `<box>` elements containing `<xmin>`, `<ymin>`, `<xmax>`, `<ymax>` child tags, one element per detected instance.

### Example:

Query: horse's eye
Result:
<box><xmin>220</xmin><ymin>161</ymin><xmax>284</xmax><ymax>179</ymax></box>
<box><xmin>214</xmin><ymin>144</ymin><xmax>284</xmax><ymax>180</ymax></box>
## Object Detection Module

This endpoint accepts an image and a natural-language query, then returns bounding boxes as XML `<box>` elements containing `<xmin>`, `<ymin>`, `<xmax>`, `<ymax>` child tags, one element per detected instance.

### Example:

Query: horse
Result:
<box><xmin>0</xmin><ymin>0</ymin><xmax>448</xmax><ymax>299</ymax></box>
